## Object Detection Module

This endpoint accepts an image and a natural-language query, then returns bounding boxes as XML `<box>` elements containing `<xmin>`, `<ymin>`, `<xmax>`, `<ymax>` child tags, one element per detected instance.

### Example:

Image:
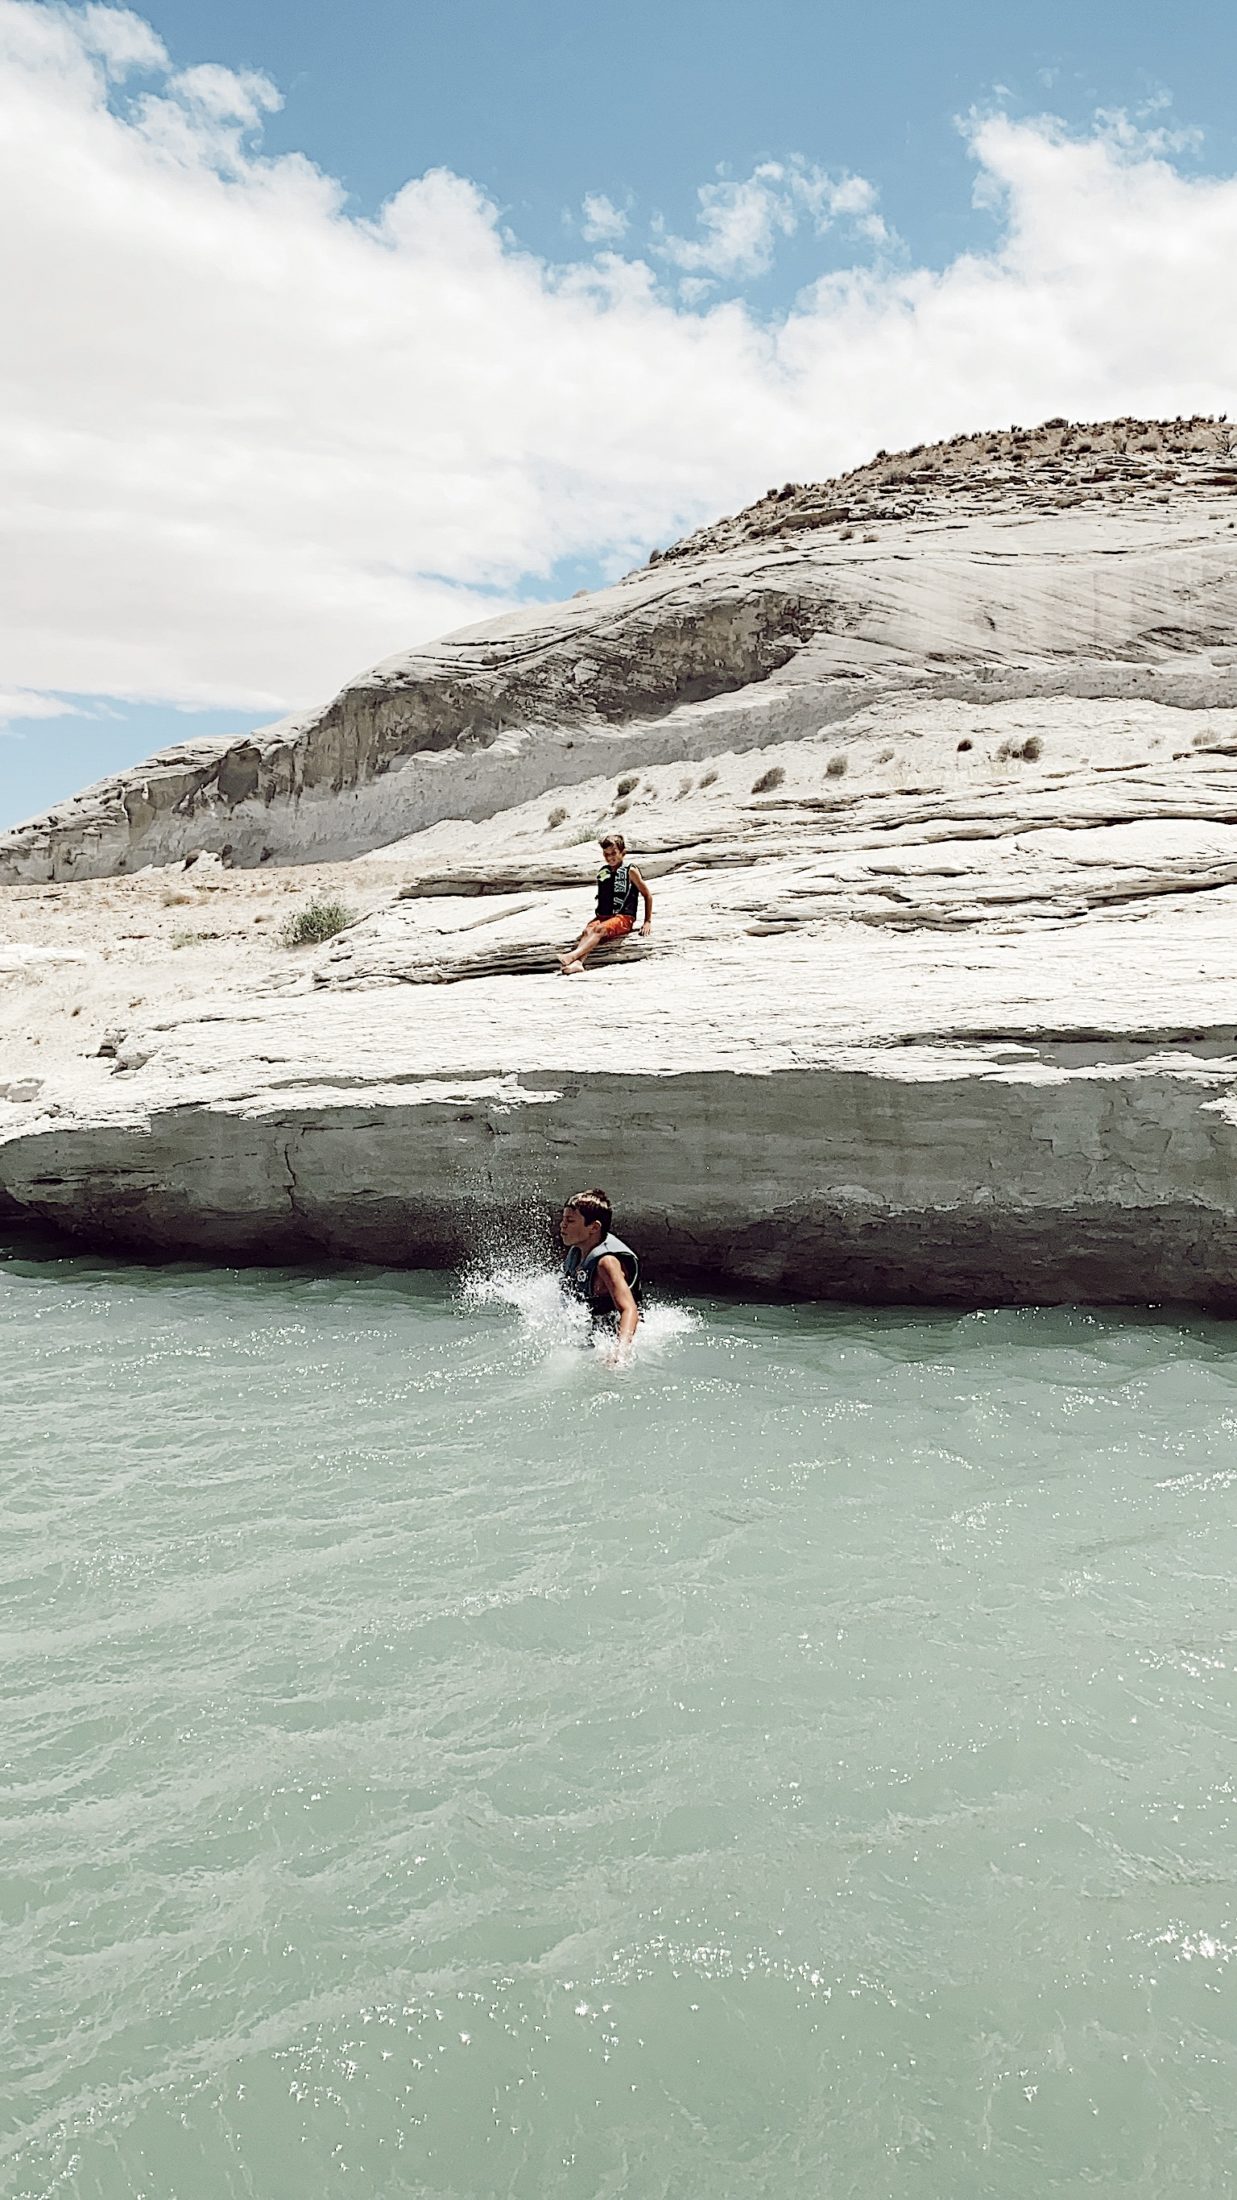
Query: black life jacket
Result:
<box><xmin>595</xmin><ymin>862</ymin><xmax>639</xmax><ymax>921</ymax></box>
<box><xmin>562</xmin><ymin>1233</ymin><xmax>642</xmax><ymax>1317</ymax></box>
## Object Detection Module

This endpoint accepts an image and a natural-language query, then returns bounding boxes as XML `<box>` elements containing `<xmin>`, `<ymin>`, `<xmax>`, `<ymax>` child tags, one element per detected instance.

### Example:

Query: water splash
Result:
<box><xmin>459</xmin><ymin>1255</ymin><xmax>698</xmax><ymax>1359</ymax></box>
<box><xmin>460</xmin><ymin>1257</ymin><xmax>586</xmax><ymax>1345</ymax></box>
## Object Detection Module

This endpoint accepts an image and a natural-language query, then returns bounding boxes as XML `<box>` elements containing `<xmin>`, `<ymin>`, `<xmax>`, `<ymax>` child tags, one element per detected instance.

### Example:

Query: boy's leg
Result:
<box><xmin>558</xmin><ymin>920</ymin><xmax>603</xmax><ymax>974</ymax></box>
<box><xmin>559</xmin><ymin>915</ymin><xmax>635</xmax><ymax>975</ymax></box>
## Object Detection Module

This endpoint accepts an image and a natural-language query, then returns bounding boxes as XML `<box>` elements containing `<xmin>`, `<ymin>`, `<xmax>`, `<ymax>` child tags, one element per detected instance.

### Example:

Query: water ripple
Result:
<box><xmin>2</xmin><ymin>1255</ymin><xmax>1235</xmax><ymax>2197</ymax></box>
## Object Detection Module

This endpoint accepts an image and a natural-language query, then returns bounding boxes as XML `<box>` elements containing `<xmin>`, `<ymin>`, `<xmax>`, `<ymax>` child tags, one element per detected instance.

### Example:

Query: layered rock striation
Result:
<box><xmin>4</xmin><ymin>418</ymin><xmax>1237</xmax><ymax>1305</ymax></box>
<box><xmin>4</xmin><ymin>415</ymin><xmax>1236</xmax><ymax>886</ymax></box>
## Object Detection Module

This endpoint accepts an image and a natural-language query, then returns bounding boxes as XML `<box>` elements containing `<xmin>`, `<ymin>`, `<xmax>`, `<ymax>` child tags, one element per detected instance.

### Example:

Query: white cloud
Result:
<box><xmin>811</xmin><ymin>170</ymin><xmax>889</xmax><ymax>244</ymax></box>
<box><xmin>655</xmin><ymin>157</ymin><xmax>890</xmax><ymax>281</ymax></box>
<box><xmin>0</xmin><ymin>3</ymin><xmax>1235</xmax><ymax>734</ymax></box>
<box><xmin>580</xmin><ymin>191</ymin><xmax>628</xmax><ymax>245</ymax></box>
<box><xmin>0</xmin><ymin>689</ymin><xmax>78</xmax><ymax>726</ymax></box>
<box><xmin>1092</xmin><ymin>100</ymin><xmax>1203</xmax><ymax>160</ymax></box>
<box><xmin>167</xmin><ymin>62</ymin><xmax>282</xmax><ymax>128</ymax></box>
<box><xmin>656</xmin><ymin>161</ymin><xmax>795</xmax><ymax>280</ymax></box>
<box><xmin>77</xmin><ymin>3</ymin><xmax>166</xmax><ymax>77</ymax></box>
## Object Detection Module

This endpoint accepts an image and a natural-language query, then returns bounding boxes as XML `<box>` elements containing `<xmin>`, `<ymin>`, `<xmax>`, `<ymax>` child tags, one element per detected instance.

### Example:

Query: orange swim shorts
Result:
<box><xmin>595</xmin><ymin>914</ymin><xmax>634</xmax><ymax>942</ymax></box>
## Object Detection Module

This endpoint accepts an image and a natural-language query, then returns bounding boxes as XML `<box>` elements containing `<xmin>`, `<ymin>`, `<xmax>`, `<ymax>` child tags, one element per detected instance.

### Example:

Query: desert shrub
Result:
<box><xmin>699</xmin><ymin>770</ymin><xmax>718</xmax><ymax>788</ymax></box>
<box><xmin>826</xmin><ymin>754</ymin><xmax>848</xmax><ymax>777</ymax></box>
<box><xmin>547</xmin><ymin>806</ymin><xmax>567</xmax><ymax>827</ymax></box>
<box><xmin>678</xmin><ymin>776</ymin><xmax>693</xmax><ymax>795</ymax></box>
<box><xmin>957</xmin><ymin>738</ymin><xmax>973</xmax><ymax>752</ymax></box>
<box><xmin>616</xmin><ymin>774</ymin><xmax>639</xmax><ymax>796</ymax></box>
<box><xmin>279</xmin><ymin>896</ymin><xmax>355</xmax><ymax>948</ymax></box>
<box><xmin>1021</xmin><ymin>735</ymin><xmax>1043</xmax><ymax>761</ymax></box>
<box><xmin>996</xmin><ymin>735</ymin><xmax>1043</xmax><ymax>764</ymax></box>
<box><xmin>751</xmin><ymin>765</ymin><xmax>785</xmax><ymax>793</ymax></box>
<box><xmin>875</xmin><ymin>748</ymin><xmax>894</xmax><ymax>764</ymax></box>
<box><xmin>612</xmin><ymin>800</ymin><xmax>629</xmax><ymax>818</ymax></box>
<box><xmin>171</xmin><ymin>929</ymin><xmax>213</xmax><ymax>949</ymax></box>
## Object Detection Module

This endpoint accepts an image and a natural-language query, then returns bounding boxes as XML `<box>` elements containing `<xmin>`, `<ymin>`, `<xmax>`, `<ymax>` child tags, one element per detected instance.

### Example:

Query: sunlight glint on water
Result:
<box><xmin>2</xmin><ymin>1247</ymin><xmax>1235</xmax><ymax>2199</ymax></box>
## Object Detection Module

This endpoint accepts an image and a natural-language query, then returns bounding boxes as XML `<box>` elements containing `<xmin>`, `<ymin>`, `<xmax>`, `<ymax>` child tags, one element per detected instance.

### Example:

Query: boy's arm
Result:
<box><xmin>595</xmin><ymin>1255</ymin><xmax>640</xmax><ymax>1361</ymax></box>
<box><xmin>631</xmin><ymin>866</ymin><xmax>653</xmax><ymax>934</ymax></box>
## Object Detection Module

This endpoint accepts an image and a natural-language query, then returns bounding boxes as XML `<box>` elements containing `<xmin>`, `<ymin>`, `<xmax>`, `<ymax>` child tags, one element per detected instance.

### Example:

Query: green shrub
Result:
<box><xmin>751</xmin><ymin>765</ymin><xmax>785</xmax><ymax>793</ymax></box>
<box><xmin>279</xmin><ymin>896</ymin><xmax>356</xmax><ymax>948</ymax></box>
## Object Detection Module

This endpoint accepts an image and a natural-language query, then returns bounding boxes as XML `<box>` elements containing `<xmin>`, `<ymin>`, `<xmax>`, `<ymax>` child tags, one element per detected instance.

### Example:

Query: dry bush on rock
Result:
<box><xmin>280</xmin><ymin>897</ymin><xmax>356</xmax><ymax>948</ymax></box>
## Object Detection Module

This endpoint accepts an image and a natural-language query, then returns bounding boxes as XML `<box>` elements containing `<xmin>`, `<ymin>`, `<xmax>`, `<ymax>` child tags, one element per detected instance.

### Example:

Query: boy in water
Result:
<box><xmin>559</xmin><ymin>1187</ymin><xmax>642</xmax><ymax>1364</ymax></box>
<box><xmin>558</xmin><ymin>834</ymin><xmax>653</xmax><ymax>975</ymax></box>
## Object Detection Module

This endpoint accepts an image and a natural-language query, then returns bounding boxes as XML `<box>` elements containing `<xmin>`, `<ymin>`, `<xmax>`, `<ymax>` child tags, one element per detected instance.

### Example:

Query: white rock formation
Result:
<box><xmin>4</xmin><ymin>417</ymin><xmax>1237</xmax><ymax>1304</ymax></box>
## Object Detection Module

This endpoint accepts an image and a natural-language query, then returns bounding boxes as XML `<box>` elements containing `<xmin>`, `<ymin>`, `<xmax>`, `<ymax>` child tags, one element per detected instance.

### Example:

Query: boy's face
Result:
<box><xmin>560</xmin><ymin>1206</ymin><xmax>601</xmax><ymax>1249</ymax></box>
<box><xmin>600</xmin><ymin>840</ymin><xmax>621</xmax><ymax>864</ymax></box>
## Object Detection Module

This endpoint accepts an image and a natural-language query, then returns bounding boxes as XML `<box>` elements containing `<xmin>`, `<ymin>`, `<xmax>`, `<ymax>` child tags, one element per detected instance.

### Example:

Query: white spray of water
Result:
<box><xmin>459</xmin><ymin>1257</ymin><xmax>698</xmax><ymax>1362</ymax></box>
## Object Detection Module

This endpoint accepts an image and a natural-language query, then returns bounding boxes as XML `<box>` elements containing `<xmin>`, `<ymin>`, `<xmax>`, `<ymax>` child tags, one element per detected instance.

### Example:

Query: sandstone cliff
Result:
<box><xmin>4</xmin><ymin>417</ymin><xmax>1237</xmax><ymax>1305</ymax></box>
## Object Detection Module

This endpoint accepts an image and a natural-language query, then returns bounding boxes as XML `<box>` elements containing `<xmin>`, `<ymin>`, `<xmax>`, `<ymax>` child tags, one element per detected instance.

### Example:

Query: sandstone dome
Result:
<box><xmin>3</xmin><ymin>415</ymin><xmax>1237</xmax><ymax>1306</ymax></box>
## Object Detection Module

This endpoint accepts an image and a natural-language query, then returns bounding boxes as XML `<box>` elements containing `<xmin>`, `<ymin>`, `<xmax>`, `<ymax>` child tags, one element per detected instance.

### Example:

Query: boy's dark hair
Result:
<box><xmin>565</xmin><ymin>1187</ymin><xmax>612</xmax><ymax>1234</ymax></box>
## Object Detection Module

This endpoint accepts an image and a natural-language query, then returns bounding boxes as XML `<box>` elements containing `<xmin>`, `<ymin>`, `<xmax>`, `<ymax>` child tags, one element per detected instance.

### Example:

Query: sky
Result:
<box><xmin>3</xmin><ymin>0</ymin><xmax>1237</xmax><ymax>829</ymax></box>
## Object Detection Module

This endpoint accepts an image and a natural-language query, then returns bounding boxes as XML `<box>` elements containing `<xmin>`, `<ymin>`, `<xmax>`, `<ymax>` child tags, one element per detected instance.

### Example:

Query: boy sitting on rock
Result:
<box><xmin>558</xmin><ymin>834</ymin><xmax>653</xmax><ymax>975</ymax></box>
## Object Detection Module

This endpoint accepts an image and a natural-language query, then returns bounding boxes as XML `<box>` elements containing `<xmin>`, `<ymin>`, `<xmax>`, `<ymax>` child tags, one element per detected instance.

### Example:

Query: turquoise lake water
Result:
<box><xmin>2</xmin><ymin>1246</ymin><xmax>1234</xmax><ymax>2198</ymax></box>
